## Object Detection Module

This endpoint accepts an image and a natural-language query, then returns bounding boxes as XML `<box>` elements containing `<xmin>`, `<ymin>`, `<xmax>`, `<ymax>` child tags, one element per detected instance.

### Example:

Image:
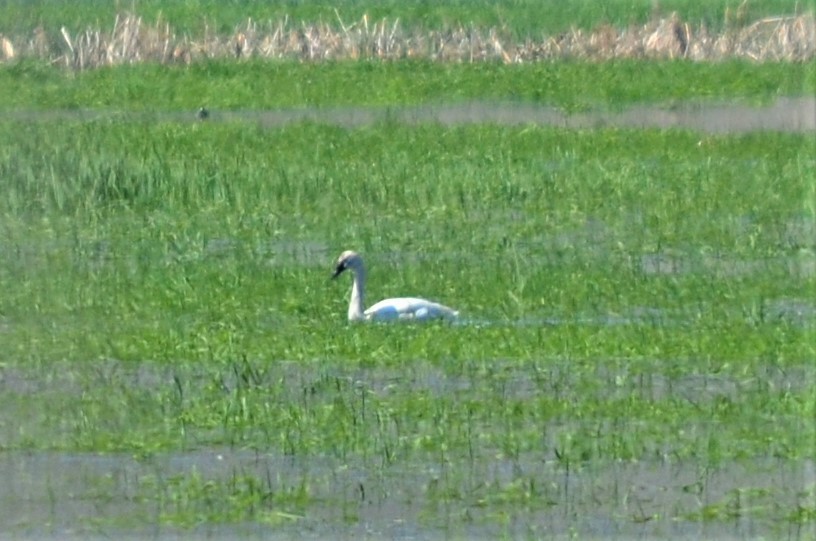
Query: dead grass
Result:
<box><xmin>0</xmin><ymin>10</ymin><xmax>813</xmax><ymax>70</ymax></box>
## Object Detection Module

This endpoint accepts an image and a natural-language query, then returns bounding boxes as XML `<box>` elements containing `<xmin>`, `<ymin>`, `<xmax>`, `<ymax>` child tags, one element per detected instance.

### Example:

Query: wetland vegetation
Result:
<box><xmin>0</xmin><ymin>1</ymin><xmax>814</xmax><ymax>539</ymax></box>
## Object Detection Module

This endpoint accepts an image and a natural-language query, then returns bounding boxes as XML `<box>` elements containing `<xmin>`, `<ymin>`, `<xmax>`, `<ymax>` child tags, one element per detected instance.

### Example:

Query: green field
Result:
<box><xmin>0</xmin><ymin>1</ymin><xmax>814</xmax><ymax>538</ymax></box>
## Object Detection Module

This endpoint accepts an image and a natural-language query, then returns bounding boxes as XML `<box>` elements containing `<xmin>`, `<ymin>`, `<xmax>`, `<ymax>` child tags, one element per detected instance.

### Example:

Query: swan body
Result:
<box><xmin>332</xmin><ymin>250</ymin><xmax>459</xmax><ymax>322</ymax></box>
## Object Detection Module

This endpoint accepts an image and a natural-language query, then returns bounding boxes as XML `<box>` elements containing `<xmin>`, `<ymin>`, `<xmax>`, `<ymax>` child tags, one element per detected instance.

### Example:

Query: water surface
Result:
<box><xmin>4</xmin><ymin>96</ymin><xmax>814</xmax><ymax>132</ymax></box>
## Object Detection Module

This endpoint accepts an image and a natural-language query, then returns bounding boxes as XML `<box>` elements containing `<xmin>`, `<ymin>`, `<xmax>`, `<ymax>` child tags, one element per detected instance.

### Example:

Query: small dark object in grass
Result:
<box><xmin>196</xmin><ymin>107</ymin><xmax>209</xmax><ymax>120</ymax></box>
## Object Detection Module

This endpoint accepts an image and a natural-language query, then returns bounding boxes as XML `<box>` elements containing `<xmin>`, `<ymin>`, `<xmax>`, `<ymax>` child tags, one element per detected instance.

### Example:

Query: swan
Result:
<box><xmin>331</xmin><ymin>250</ymin><xmax>459</xmax><ymax>322</ymax></box>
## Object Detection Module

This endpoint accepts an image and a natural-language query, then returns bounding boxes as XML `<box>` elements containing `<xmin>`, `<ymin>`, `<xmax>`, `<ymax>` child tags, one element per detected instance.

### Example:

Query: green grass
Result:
<box><xmin>0</xmin><ymin>0</ymin><xmax>804</xmax><ymax>37</ymax></box>
<box><xmin>1</xmin><ymin>59</ymin><xmax>813</xmax><ymax>111</ymax></box>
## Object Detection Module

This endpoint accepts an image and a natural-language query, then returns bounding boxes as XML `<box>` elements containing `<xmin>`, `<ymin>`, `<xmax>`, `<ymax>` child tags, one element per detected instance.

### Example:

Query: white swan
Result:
<box><xmin>331</xmin><ymin>250</ymin><xmax>459</xmax><ymax>322</ymax></box>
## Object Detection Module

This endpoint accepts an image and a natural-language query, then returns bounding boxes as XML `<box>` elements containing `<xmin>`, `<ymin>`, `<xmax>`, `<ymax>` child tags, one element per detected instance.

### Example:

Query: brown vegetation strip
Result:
<box><xmin>0</xmin><ymin>11</ymin><xmax>814</xmax><ymax>70</ymax></box>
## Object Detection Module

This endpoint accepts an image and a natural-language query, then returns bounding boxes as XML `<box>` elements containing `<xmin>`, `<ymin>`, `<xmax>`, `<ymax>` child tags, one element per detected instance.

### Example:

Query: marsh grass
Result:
<box><xmin>0</xmin><ymin>9</ymin><xmax>814</xmax><ymax>69</ymax></box>
<box><xmin>1</xmin><ymin>122</ymin><xmax>812</xmax><ymax>468</ymax></box>
<box><xmin>1</xmin><ymin>123</ymin><xmax>812</xmax><ymax>380</ymax></box>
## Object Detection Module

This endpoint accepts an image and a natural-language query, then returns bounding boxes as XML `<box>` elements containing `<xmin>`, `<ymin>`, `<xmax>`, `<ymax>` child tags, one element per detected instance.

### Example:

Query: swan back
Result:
<box><xmin>365</xmin><ymin>297</ymin><xmax>459</xmax><ymax>321</ymax></box>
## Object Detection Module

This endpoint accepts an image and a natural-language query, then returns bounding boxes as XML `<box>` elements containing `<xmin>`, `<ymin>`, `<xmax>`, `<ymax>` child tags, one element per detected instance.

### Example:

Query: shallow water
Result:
<box><xmin>4</xmin><ymin>96</ymin><xmax>815</xmax><ymax>133</ymax></box>
<box><xmin>1</xmin><ymin>359</ymin><xmax>814</xmax><ymax>540</ymax></box>
<box><xmin>2</xmin><ymin>446</ymin><xmax>814</xmax><ymax>540</ymax></box>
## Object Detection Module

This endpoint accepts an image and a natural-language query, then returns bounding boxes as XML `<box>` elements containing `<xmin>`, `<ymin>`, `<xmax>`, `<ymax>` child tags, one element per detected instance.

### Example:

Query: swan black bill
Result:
<box><xmin>331</xmin><ymin>265</ymin><xmax>347</xmax><ymax>279</ymax></box>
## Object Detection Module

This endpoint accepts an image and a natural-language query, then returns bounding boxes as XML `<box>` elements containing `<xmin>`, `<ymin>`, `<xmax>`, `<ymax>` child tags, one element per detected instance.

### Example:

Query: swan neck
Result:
<box><xmin>348</xmin><ymin>267</ymin><xmax>366</xmax><ymax>321</ymax></box>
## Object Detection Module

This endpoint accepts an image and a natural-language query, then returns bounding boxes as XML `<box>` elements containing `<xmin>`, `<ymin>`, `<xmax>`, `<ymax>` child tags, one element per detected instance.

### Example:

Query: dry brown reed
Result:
<box><xmin>0</xmin><ymin>10</ymin><xmax>813</xmax><ymax>70</ymax></box>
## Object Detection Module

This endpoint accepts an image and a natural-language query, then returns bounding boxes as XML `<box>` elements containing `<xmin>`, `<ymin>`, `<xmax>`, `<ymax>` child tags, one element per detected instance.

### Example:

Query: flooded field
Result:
<box><xmin>0</xmin><ymin>89</ymin><xmax>813</xmax><ymax>540</ymax></box>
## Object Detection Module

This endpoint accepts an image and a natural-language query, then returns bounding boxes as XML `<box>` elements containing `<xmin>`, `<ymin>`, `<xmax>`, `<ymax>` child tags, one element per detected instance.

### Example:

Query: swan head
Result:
<box><xmin>331</xmin><ymin>250</ymin><xmax>364</xmax><ymax>279</ymax></box>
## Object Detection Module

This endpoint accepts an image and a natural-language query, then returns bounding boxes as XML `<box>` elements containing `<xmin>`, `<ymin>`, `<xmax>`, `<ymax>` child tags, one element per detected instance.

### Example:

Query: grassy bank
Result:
<box><xmin>1</xmin><ymin>59</ymin><xmax>813</xmax><ymax>111</ymax></box>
